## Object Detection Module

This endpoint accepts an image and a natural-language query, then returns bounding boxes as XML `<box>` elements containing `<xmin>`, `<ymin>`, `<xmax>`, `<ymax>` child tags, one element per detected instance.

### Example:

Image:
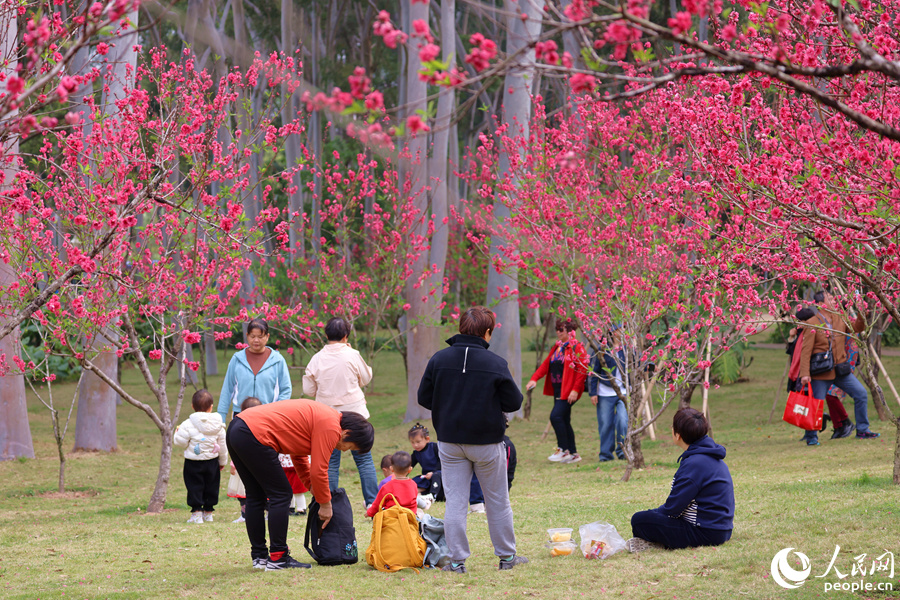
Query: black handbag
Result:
<box><xmin>834</xmin><ymin>361</ymin><xmax>852</xmax><ymax>377</ymax></box>
<box><xmin>304</xmin><ymin>487</ymin><xmax>358</xmax><ymax>565</ymax></box>
<box><xmin>809</xmin><ymin>311</ymin><xmax>835</xmax><ymax>375</ymax></box>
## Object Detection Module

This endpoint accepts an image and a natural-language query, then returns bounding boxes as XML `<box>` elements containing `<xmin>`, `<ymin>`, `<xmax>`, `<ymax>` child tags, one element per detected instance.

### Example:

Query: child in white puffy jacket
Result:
<box><xmin>174</xmin><ymin>389</ymin><xmax>227</xmax><ymax>523</ymax></box>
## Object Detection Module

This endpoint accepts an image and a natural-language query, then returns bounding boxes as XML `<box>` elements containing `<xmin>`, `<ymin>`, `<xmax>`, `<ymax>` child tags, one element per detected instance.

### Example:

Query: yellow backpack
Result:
<box><xmin>365</xmin><ymin>494</ymin><xmax>426</xmax><ymax>572</ymax></box>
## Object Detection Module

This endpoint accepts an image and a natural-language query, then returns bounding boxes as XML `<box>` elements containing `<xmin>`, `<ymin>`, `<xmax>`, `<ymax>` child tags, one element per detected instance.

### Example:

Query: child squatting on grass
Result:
<box><xmin>174</xmin><ymin>389</ymin><xmax>228</xmax><ymax>524</ymax></box>
<box><xmin>366</xmin><ymin>451</ymin><xmax>418</xmax><ymax>517</ymax></box>
<box><xmin>627</xmin><ymin>407</ymin><xmax>734</xmax><ymax>552</ymax></box>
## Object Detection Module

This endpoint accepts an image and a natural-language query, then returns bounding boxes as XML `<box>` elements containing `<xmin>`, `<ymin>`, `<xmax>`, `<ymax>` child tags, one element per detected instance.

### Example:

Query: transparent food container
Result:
<box><xmin>547</xmin><ymin>527</ymin><xmax>574</xmax><ymax>543</ymax></box>
<box><xmin>546</xmin><ymin>541</ymin><xmax>578</xmax><ymax>557</ymax></box>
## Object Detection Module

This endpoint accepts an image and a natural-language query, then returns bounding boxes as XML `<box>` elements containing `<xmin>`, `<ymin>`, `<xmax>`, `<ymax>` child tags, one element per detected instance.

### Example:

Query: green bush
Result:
<box><xmin>882</xmin><ymin>321</ymin><xmax>900</xmax><ymax>347</ymax></box>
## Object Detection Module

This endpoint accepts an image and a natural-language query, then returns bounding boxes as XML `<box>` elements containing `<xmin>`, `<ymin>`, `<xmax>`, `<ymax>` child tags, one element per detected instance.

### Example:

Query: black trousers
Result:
<box><xmin>631</xmin><ymin>509</ymin><xmax>732</xmax><ymax>549</ymax></box>
<box><xmin>226</xmin><ymin>418</ymin><xmax>293</xmax><ymax>560</ymax></box>
<box><xmin>183</xmin><ymin>457</ymin><xmax>221</xmax><ymax>512</ymax></box>
<box><xmin>550</xmin><ymin>399</ymin><xmax>577</xmax><ymax>453</ymax></box>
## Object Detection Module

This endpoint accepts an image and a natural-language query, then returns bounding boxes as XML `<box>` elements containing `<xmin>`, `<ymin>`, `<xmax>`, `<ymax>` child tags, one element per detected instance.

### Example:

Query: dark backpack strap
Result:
<box><xmin>304</xmin><ymin>501</ymin><xmax>319</xmax><ymax>561</ymax></box>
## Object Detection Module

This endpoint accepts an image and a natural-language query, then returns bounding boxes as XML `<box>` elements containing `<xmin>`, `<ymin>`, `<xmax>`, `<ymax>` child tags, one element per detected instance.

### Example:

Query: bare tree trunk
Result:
<box><xmin>559</xmin><ymin>0</ymin><xmax>584</xmax><ymax>71</ymax></box>
<box><xmin>49</xmin><ymin>375</ymin><xmax>81</xmax><ymax>492</ymax></box>
<box><xmin>0</xmin><ymin>8</ymin><xmax>33</xmax><ymax>461</ymax></box>
<box><xmin>72</xmin><ymin>8</ymin><xmax>140</xmax><ymax>453</ymax></box>
<box><xmin>204</xmin><ymin>329</ymin><xmax>218</xmax><ymax>376</ymax></box>
<box><xmin>679</xmin><ymin>382</ymin><xmax>696</xmax><ymax>409</ymax></box>
<box><xmin>403</xmin><ymin>0</ymin><xmax>437</xmax><ymax>422</ymax></box>
<box><xmin>74</xmin><ymin>329</ymin><xmax>118</xmax><ymax>452</ymax></box>
<box><xmin>282</xmin><ymin>0</ymin><xmax>304</xmax><ymax>261</ymax></box>
<box><xmin>148</xmin><ymin>425</ymin><xmax>175</xmax><ymax>513</ymax></box>
<box><xmin>485</xmin><ymin>0</ymin><xmax>542</xmax><ymax>419</ymax></box>
<box><xmin>0</xmin><ymin>279</ymin><xmax>34</xmax><ymax>460</ymax></box>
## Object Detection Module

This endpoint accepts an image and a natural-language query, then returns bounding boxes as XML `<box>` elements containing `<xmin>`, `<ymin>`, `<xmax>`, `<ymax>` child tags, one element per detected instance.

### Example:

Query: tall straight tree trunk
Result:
<box><xmin>74</xmin><ymin>9</ymin><xmax>140</xmax><ymax>452</ymax></box>
<box><xmin>425</xmin><ymin>0</ymin><xmax>455</xmax><ymax>356</ymax></box>
<box><xmin>309</xmin><ymin>9</ymin><xmax>322</xmax><ymax>260</ymax></box>
<box><xmin>403</xmin><ymin>0</ymin><xmax>438</xmax><ymax>422</ymax></box>
<box><xmin>73</xmin><ymin>329</ymin><xmax>118</xmax><ymax>451</ymax></box>
<box><xmin>233</xmin><ymin>0</ymin><xmax>261</xmax><ymax>321</ymax></box>
<box><xmin>0</xmin><ymin>261</ymin><xmax>34</xmax><ymax>460</ymax></box>
<box><xmin>282</xmin><ymin>0</ymin><xmax>304</xmax><ymax>261</ymax></box>
<box><xmin>0</xmin><ymin>10</ymin><xmax>33</xmax><ymax>461</ymax></box>
<box><xmin>204</xmin><ymin>329</ymin><xmax>218</xmax><ymax>376</ymax></box>
<box><xmin>485</xmin><ymin>1</ymin><xmax>542</xmax><ymax>413</ymax></box>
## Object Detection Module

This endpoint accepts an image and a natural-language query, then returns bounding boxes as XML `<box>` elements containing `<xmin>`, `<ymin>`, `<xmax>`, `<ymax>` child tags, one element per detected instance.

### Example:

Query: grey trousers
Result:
<box><xmin>439</xmin><ymin>441</ymin><xmax>516</xmax><ymax>561</ymax></box>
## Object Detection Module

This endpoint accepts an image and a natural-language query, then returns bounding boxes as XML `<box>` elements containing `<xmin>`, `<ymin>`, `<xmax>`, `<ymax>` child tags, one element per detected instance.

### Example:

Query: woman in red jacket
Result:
<box><xmin>526</xmin><ymin>319</ymin><xmax>589</xmax><ymax>464</ymax></box>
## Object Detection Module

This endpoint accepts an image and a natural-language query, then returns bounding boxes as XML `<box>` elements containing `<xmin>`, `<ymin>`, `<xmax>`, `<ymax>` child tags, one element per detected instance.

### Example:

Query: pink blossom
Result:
<box><xmin>775</xmin><ymin>13</ymin><xmax>791</xmax><ymax>33</ymax></box>
<box><xmin>721</xmin><ymin>24</ymin><xmax>737</xmax><ymax>42</ymax></box>
<box><xmin>412</xmin><ymin>19</ymin><xmax>433</xmax><ymax>42</ymax></box>
<box><xmin>364</xmin><ymin>91</ymin><xmax>384</xmax><ymax>111</ymax></box>
<box><xmin>668</xmin><ymin>11</ymin><xmax>693</xmax><ymax>35</ymax></box>
<box><xmin>6</xmin><ymin>76</ymin><xmax>24</xmax><ymax>96</ymax></box>
<box><xmin>465</xmin><ymin>34</ymin><xmax>498</xmax><ymax>72</ymax></box>
<box><xmin>564</xmin><ymin>0</ymin><xmax>587</xmax><ymax>21</ymax></box>
<box><xmin>383</xmin><ymin>30</ymin><xmax>408</xmax><ymax>48</ymax></box>
<box><xmin>419</xmin><ymin>43</ymin><xmax>441</xmax><ymax>64</ymax></box>
<box><xmin>148</xmin><ymin>349</ymin><xmax>162</xmax><ymax>360</ymax></box>
<box><xmin>569</xmin><ymin>73</ymin><xmax>597</xmax><ymax>94</ymax></box>
<box><xmin>348</xmin><ymin>66</ymin><xmax>371</xmax><ymax>99</ymax></box>
<box><xmin>407</xmin><ymin>115</ymin><xmax>430</xmax><ymax>134</ymax></box>
<box><xmin>96</xmin><ymin>42</ymin><xmax>109</xmax><ymax>55</ymax></box>
<box><xmin>182</xmin><ymin>330</ymin><xmax>202</xmax><ymax>344</ymax></box>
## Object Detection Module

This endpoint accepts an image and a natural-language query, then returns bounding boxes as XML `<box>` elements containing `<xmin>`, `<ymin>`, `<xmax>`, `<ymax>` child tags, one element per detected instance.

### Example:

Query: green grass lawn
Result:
<box><xmin>2</xmin><ymin>343</ymin><xmax>899</xmax><ymax>600</ymax></box>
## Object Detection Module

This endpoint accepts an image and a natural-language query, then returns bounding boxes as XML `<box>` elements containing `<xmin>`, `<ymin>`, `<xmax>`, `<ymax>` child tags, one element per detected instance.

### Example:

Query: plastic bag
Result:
<box><xmin>578</xmin><ymin>522</ymin><xmax>627</xmax><ymax>559</ymax></box>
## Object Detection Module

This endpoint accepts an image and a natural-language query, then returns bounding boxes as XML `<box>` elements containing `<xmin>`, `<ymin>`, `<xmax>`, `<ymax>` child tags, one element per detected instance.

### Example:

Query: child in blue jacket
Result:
<box><xmin>627</xmin><ymin>407</ymin><xmax>734</xmax><ymax>551</ymax></box>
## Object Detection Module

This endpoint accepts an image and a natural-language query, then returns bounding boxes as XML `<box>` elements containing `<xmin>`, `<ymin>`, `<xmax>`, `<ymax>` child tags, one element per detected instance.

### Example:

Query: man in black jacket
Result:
<box><xmin>418</xmin><ymin>306</ymin><xmax>526</xmax><ymax>574</ymax></box>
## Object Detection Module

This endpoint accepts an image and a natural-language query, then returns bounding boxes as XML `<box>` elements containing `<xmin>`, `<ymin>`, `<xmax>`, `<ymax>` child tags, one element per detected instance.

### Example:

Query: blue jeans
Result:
<box><xmin>328</xmin><ymin>448</ymin><xmax>378</xmax><ymax>506</ymax></box>
<box><xmin>803</xmin><ymin>373</ymin><xmax>871</xmax><ymax>442</ymax></box>
<box><xmin>550</xmin><ymin>399</ymin><xmax>577</xmax><ymax>454</ymax></box>
<box><xmin>597</xmin><ymin>395</ymin><xmax>628</xmax><ymax>461</ymax></box>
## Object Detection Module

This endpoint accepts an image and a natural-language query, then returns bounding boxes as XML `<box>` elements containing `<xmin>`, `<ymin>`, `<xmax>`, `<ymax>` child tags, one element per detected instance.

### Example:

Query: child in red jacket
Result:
<box><xmin>366</xmin><ymin>451</ymin><xmax>418</xmax><ymax>517</ymax></box>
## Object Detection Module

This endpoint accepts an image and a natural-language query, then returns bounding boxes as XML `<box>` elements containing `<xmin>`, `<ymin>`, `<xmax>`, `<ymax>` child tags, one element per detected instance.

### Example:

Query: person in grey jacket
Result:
<box><xmin>417</xmin><ymin>306</ymin><xmax>527</xmax><ymax>574</ymax></box>
<box><xmin>217</xmin><ymin>318</ymin><xmax>292</xmax><ymax>422</ymax></box>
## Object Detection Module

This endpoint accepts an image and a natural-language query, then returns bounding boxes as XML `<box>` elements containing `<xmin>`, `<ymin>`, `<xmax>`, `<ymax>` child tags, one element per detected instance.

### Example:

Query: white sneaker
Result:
<box><xmin>252</xmin><ymin>557</ymin><xmax>268</xmax><ymax>569</ymax></box>
<box><xmin>417</xmin><ymin>494</ymin><xmax>434</xmax><ymax>510</ymax></box>
<box><xmin>187</xmin><ymin>512</ymin><xmax>203</xmax><ymax>524</ymax></box>
<box><xmin>232</xmin><ymin>515</ymin><xmax>246</xmax><ymax>523</ymax></box>
<box><xmin>561</xmin><ymin>453</ymin><xmax>582</xmax><ymax>464</ymax></box>
<box><xmin>468</xmin><ymin>503</ymin><xmax>485</xmax><ymax>514</ymax></box>
<box><xmin>626</xmin><ymin>537</ymin><xmax>662</xmax><ymax>553</ymax></box>
<box><xmin>550</xmin><ymin>450</ymin><xmax>570</xmax><ymax>463</ymax></box>
<box><xmin>548</xmin><ymin>448</ymin><xmax>566</xmax><ymax>462</ymax></box>
<box><xmin>203</xmin><ymin>512</ymin><xmax>214</xmax><ymax>522</ymax></box>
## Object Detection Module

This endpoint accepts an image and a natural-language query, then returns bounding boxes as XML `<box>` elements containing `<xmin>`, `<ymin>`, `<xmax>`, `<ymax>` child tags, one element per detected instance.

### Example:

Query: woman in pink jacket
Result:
<box><xmin>303</xmin><ymin>317</ymin><xmax>377</xmax><ymax>507</ymax></box>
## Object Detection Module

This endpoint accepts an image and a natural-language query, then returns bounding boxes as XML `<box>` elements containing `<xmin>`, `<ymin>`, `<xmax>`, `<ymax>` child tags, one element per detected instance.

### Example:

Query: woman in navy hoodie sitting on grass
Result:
<box><xmin>627</xmin><ymin>407</ymin><xmax>734</xmax><ymax>552</ymax></box>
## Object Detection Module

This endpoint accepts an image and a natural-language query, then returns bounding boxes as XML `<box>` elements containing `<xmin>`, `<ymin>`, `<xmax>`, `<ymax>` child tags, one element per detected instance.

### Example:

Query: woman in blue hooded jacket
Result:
<box><xmin>627</xmin><ymin>407</ymin><xmax>734</xmax><ymax>552</ymax></box>
<box><xmin>217</xmin><ymin>318</ymin><xmax>292</xmax><ymax>422</ymax></box>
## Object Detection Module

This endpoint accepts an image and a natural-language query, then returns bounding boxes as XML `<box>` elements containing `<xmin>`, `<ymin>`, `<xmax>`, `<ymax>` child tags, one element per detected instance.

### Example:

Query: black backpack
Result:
<box><xmin>304</xmin><ymin>487</ymin><xmax>358</xmax><ymax>565</ymax></box>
